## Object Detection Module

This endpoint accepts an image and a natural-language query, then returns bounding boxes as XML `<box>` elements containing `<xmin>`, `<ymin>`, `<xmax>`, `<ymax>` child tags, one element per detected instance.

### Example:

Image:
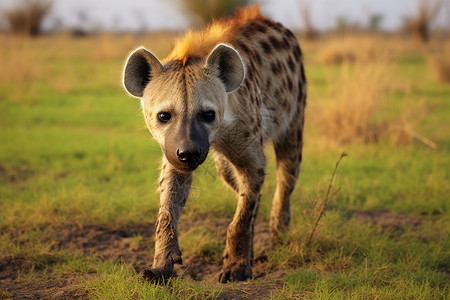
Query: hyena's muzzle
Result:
<box><xmin>162</xmin><ymin>117</ymin><xmax>210</xmax><ymax>173</ymax></box>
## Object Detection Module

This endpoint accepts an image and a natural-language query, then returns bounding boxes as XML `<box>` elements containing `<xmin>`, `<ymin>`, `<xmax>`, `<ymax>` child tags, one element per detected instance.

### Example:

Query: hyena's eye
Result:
<box><xmin>157</xmin><ymin>112</ymin><xmax>171</xmax><ymax>123</ymax></box>
<box><xmin>200</xmin><ymin>111</ymin><xmax>215</xmax><ymax>123</ymax></box>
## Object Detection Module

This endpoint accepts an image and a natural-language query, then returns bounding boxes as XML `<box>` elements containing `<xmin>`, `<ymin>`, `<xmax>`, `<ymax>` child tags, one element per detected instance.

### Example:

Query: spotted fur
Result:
<box><xmin>123</xmin><ymin>4</ymin><xmax>306</xmax><ymax>283</ymax></box>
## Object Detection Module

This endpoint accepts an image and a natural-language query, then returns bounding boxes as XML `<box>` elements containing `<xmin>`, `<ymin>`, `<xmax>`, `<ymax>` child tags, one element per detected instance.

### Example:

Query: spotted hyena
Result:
<box><xmin>122</xmin><ymin>5</ymin><xmax>306</xmax><ymax>283</ymax></box>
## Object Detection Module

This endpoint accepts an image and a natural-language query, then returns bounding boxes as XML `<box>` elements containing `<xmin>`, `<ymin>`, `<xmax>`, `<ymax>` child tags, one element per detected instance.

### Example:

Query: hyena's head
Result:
<box><xmin>123</xmin><ymin>44</ymin><xmax>245</xmax><ymax>173</ymax></box>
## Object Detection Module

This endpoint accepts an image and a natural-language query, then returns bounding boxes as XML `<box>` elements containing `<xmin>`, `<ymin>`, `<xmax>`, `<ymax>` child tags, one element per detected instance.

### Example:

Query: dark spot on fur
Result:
<box><xmin>273</xmin><ymin>117</ymin><xmax>279</xmax><ymax>125</ymax></box>
<box><xmin>247</xmin><ymin>68</ymin><xmax>254</xmax><ymax>81</ymax></box>
<box><xmin>284</xmin><ymin>27</ymin><xmax>296</xmax><ymax>39</ymax></box>
<box><xmin>245</xmin><ymin>84</ymin><xmax>252</xmax><ymax>96</ymax></box>
<box><xmin>237</xmin><ymin>40</ymin><xmax>250</xmax><ymax>54</ymax></box>
<box><xmin>287</xmin><ymin>77</ymin><xmax>293</xmax><ymax>92</ymax></box>
<box><xmin>220</xmin><ymin>165</ymin><xmax>238</xmax><ymax>191</ymax></box>
<box><xmin>297</xmin><ymin>94</ymin><xmax>303</xmax><ymax>104</ymax></box>
<box><xmin>244</xmin><ymin>131</ymin><xmax>250</xmax><ymax>138</ymax></box>
<box><xmin>287</xmin><ymin>55</ymin><xmax>295</xmax><ymax>72</ymax></box>
<box><xmin>275</xmin><ymin>88</ymin><xmax>281</xmax><ymax>99</ymax></box>
<box><xmin>297</xmin><ymin>129</ymin><xmax>302</xmax><ymax>140</ymax></box>
<box><xmin>260</xmin><ymin>40</ymin><xmax>272</xmax><ymax>54</ymax></box>
<box><xmin>242</xmin><ymin>26</ymin><xmax>254</xmax><ymax>38</ymax></box>
<box><xmin>297</xmin><ymin>80</ymin><xmax>303</xmax><ymax>96</ymax></box>
<box><xmin>248</xmin><ymin>200</ymin><xmax>256</xmax><ymax>212</ymax></box>
<box><xmin>250</xmin><ymin>61</ymin><xmax>256</xmax><ymax>74</ymax></box>
<box><xmin>289</xmin><ymin>166</ymin><xmax>298</xmax><ymax>176</ymax></box>
<box><xmin>282</xmin><ymin>36</ymin><xmax>290</xmax><ymax>49</ymax></box>
<box><xmin>269</xmin><ymin>36</ymin><xmax>282</xmax><ymax>50</ymax></box>
<box><xmin>271</xmin><ymin>61</ymin><xmax>281</xmax><ymax>74</ymax></box>
<box><xmin>278</xmin><ymin>61</ymin><xmax>285</xmax><ymax>73</ymax></box>
<box><xmin>286</xmin><ymin>101</ymin><xmax>292</xmax><ymax>111</ymax></box>
<box><xmin>253</xmin><ymin>20</ymin><xmax>267</xmax><ymax>33</ymax></box>
<box><xmin>263</xmin><ymin>19</ymin><xmax>282</xmax><ymax>31</ymax></box>
<box><xmin>254</xmin><ymin>50</ymin><xmax>262</xmax><ymax>65</ymax></box>
<box><xmin>300</xmin><ymin>65</ymin><xmax>306</xmax><ymax>83</ymax></box>
<box><xmin>266</xmin><ymin>78</ymin><xmax>272</xmax><ymax>90</ymax></box>
<box><xmin>294</xmin><ymin>45</ymin><xmax>302</xmax><ymax>58</ymax></box>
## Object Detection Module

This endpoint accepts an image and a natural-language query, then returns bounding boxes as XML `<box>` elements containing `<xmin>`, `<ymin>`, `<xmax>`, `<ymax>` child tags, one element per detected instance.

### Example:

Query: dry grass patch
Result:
<box><xmin>428</xmin><ymin>54</ymin><xmax>450</xmax><ymax>84</ymax></box>
<box><xmin>316</xmin><ymin>36</ymin><xmax>385</xmax><ymax>65</ymax></box>
<box><xmin>314</xmin><ymin>61</ymin><xmax>388</xmax><ymax>145</ymax></box>
<box><xmin>0</xmin><ymin>35</ymin><xmax>45</xmax><ymax>83</ymax></box>
<box><xmin>309</xmin><ymin>35</ymin><xmax>438</xmax><ymax>148</ymax></box>
<box><xmin>312</xmin><ymin>63</ymin><xmax>436</xmax><ymax>148</ymax></box>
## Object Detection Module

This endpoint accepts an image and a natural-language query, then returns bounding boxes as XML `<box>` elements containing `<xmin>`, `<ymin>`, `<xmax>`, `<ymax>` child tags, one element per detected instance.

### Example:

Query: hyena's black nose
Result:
<box><xmin>177</xmin><ymin>147</ymin><xmax>202</xmax><ymax>165</ymax></box>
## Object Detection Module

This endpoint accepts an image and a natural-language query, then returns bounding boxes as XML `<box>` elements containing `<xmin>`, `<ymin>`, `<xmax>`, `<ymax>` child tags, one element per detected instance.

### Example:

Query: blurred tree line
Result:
<box><xmin>173</xmin><ymin>0</ymin><xmax>252</xmax><ymax>27</ymax></box>
<box><xmin>0</xmin><ymin>0</ymin><xmax>446</xmax><ymax>44</ymax></box>
<box><xmin>1</xmin><ymin>0</ymin><xmax>51</xmax><ymax>36</ymax></box>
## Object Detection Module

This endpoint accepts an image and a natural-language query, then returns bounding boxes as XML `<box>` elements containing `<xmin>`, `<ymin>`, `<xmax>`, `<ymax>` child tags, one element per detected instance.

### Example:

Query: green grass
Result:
<box><xmin>80</xmin><ymin>262</ymin><xmax>222</xmax><ymax>299</ymax></box>
<box><xmin>273</xmin><ymin>210</ymin><xmax>450</xmax><ymax>298</ymax></box>
<box><xmin>0</xmin><ymin>34</ymin><xmax>449</xmax><ymax>299</ymax></box>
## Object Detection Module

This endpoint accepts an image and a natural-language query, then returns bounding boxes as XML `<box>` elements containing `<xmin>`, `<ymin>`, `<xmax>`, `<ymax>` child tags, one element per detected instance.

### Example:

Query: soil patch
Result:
<box><xmin>347</xmin><ymin>210</ymin><xmax>425</xmax><ymax>230</ymax></box>
<box><xmin>0</xmin><ymin>256</ymin><xmax>88</xmax><ymax>299</ymax></box>
<box><xmin>0</xmin><ymin>210</ymin><xmax>428</xmax><ymax>299</ymax></box>
<box><xmin>51</xmin><ymin>222</ymin><xmax>156</xmax><ymax>272</ymax></box>
<box><xmin>0</xmin><ymin>164</ymin><xmax>34</xmax><ymax>183</ymax></box>
<box><xmin>1</xmin><ymin>218</ymin><xmax>280</xmax><ymax>299</ymax></box>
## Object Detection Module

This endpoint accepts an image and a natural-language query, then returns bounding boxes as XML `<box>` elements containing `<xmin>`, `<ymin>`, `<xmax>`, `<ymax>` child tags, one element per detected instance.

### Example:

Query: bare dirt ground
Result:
<box><xmin>0</xmin><ymin>211</ymin><xmax>425</xmax><ymax>299</ymax></box>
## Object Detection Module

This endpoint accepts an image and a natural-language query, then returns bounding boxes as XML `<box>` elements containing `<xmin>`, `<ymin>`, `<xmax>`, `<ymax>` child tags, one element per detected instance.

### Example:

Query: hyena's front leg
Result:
<box><xmin>218</xmin><ymin>153</ymin><xmax>265</xmax><ymax>283</ymax></box>
<box><xmin>143</xmin><ymin>158</ymin><xmax>192</xmax><ymax>282</ymax></box>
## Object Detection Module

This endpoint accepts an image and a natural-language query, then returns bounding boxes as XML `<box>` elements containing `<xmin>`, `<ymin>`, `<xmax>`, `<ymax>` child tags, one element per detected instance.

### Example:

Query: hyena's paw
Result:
<box><xmin>218</xmin><ymin>263</ymin><xmax>252</xmax><ymax>283</ymax></box>
<box><xmin>143</xmin><ymin>248</ymin><xmax>183</xmax><ymax>283</ymax></box>
<box><xmin>142</xmin><ymin>268</ymin><xmax>174</xmax><ymax>284</ymax></box>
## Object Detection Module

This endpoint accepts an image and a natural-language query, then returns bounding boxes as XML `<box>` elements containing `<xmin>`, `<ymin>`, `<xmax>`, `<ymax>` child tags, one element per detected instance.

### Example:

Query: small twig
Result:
<box><xmin>306</xmin><ymin>152</ymin><xmax>347</xmax><ymax>249</ymax></box>
<box><xmin>409</xmin><ymin>129</ymin><xmax>438</xmax><ymax>149</ymax></box>
<box><xmin>364</xmin><ymin>252</ymin><xmax>368</xmax><ymax>281</ymax></box>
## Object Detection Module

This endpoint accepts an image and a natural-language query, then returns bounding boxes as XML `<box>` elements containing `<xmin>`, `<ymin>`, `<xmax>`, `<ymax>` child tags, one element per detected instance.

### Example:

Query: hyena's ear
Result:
<box><xmin>123</xmin><ymin>47</ymin><xmax>163</xmax><ymax>98</ymax></box>
<box><xmin>206</xmin><ymin>43</ymin><xmax>245</xmax><ymax>92</ymax></box>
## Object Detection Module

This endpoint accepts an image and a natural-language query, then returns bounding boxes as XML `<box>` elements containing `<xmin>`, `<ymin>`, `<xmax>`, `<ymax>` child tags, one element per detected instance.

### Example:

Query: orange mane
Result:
<box><xmin>164</xmin><ymin>4</ymin><xmax>263</xmax><ymax>64</ymax></box>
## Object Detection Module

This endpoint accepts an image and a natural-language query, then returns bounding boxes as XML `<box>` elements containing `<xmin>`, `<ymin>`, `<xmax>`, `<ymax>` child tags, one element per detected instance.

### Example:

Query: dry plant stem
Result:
<box><xmin>306</xmin><ymin>152</ymin><xmax>347</xmax><ymax>250</ymax></box>
<box><xmin>409</xmin><ymin>129</ymin><xmax>438</xmax><ymax>149</ymax></box>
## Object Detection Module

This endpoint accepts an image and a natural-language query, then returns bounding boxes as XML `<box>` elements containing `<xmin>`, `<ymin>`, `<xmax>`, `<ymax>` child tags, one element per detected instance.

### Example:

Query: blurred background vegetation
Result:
<box><xmin>2</xmin><ymin>0</ymin><xmax>51</xmax><ymax>36</ymax></box>
<box><xmin>1</xmin><ymin>0</ymin><xmax>449</xmax><ymax>41</ymax></box>
<box><xmin>172</xmin><ymin>0</ymin><xmax>252</xmax><ymax>27</ymax></box>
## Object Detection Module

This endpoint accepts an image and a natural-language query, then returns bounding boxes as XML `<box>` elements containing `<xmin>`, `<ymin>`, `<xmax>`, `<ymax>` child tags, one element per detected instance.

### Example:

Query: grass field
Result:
<box><xmin>0</xmin><ymin>32</ymin><xmax>449</xmax><ymax>299</ymax></box>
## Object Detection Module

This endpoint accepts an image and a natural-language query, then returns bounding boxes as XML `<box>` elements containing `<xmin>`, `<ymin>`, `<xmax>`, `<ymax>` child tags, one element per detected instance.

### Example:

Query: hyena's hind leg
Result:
<box><xmin>215</xmin><ymin>150</ymin><xmax>265</xmax><ymax>282</ymax></box>
<box><xmin>270</xmin><ymin>113</ymin><xmax>304</xmax><ymax>246</ymax></box>
<box><xmin>214</xmin><ymin>154</ymin><xmax>260</xmax><ymax>263</ymax></box>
